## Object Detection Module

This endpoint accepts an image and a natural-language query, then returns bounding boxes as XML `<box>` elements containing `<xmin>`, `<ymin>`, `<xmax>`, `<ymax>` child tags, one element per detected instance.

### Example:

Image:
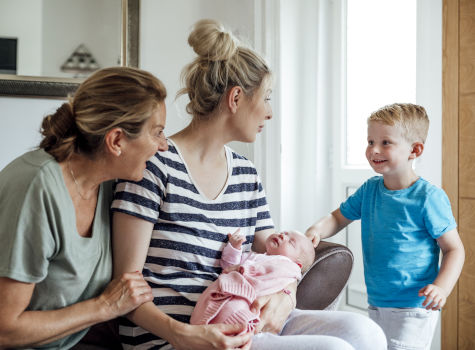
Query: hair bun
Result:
<box><xmin>188</xmin><ymin>19</ymin><xmax>237</xmax><ymax>61</ymax></box>
<box><xmin>42</xmin><ymin>102</ymin><xmax>76</xmax><ymax>137</ymax></box>
<box><xmin>39</xmin><ymin>102</ymin><xmax>77</xmax><ymax>160</ymax></box>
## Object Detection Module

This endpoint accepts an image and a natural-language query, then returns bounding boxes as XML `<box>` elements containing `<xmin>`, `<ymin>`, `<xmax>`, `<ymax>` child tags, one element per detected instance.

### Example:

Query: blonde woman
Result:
<box><xmin>0</xmin><ymin>67</ymin><xmax>168</xmax><ymax>349</ymax></box>
<box><xmin>112</xmin><ymin>20</ymin><xmax>386</xmax><ymax>350</ymax></box>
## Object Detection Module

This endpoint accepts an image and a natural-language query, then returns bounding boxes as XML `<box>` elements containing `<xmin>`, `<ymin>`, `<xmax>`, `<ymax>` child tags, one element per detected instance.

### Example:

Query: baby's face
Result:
<box><xmin>265</xmin><ymin>231</ymin><xmax>312</xmax><ymax>267</ymax></box>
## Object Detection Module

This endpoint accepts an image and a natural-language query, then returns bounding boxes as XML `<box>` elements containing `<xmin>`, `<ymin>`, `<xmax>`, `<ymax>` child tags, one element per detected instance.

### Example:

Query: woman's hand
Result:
<box><xmin>97</xmin><ymin>271</ymin><xmax>153</xmax><ymax>318</ymax></box>
<box><xmin>250</xmin><ymin>286</ymin><xmax>296</xmax><ymax>334</ymax></box>
<box><xmin>169</xmin><ymin>322</ymin><xmax>252</xmax><ymax>350</ymax></box>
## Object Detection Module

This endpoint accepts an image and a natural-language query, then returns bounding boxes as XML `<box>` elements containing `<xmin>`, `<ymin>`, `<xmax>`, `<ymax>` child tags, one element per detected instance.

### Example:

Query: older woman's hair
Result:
<box><xmin>40</xmin><ymin>66</ymin><xmax>167</xmax><ymax>162</ymax></box>
<box><xmin>368</xmin><ymin>103</ymin><xmax>429</xmax><ymax>144</ymax></box>
<box><xmin>178</xmin><ymin>19</ymin><xmax>271</xmax><ymax>118</ymax></box>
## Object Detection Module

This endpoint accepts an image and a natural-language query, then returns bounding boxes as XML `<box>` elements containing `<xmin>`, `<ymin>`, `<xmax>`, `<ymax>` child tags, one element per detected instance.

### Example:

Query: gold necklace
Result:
<box><xmin>68</xmin><ymin>160</ymin><xmax>90</xmax><ymax>200</ymax></box>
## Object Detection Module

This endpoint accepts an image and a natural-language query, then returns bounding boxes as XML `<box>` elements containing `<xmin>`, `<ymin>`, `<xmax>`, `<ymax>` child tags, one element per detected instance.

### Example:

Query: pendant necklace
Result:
<box><xmin>68</xmin><ymin>160</ymin><xmax>91</xmax><ymax>200</ymax></box>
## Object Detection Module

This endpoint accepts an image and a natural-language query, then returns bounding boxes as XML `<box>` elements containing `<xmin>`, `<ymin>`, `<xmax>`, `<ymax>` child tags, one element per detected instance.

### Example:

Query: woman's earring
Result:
<box><xmin>117</xmin><ymin>150</ymin><xmax>121</xmax><ymax>156</ymax></box>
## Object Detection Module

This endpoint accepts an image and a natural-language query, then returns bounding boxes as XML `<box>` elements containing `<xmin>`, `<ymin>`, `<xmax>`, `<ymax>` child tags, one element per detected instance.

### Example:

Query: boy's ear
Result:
<box><xmin>409</xmin><ymin>142</ymin><xmax>424</xmax><ymax>159</ymax></box>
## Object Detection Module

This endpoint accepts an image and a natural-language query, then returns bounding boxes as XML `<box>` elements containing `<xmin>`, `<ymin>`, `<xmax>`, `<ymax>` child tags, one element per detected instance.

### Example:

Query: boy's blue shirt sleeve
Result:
<box><xmin>340</xmin><ymin>181</ymin><xmax>367</xmax><ymax>220</ymax></box>
<box><xmin>423</xmin><ymin>187</ymin><xmax>457</xmax><ymax>239</ymax></box>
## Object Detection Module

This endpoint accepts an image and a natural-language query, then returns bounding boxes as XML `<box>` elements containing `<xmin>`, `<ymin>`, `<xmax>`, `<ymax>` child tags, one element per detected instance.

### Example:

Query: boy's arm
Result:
<box><xmin>305</xmin><ymin>208</ymin><xmax>353</xmax><ymax>247</ymax></box>
<box><xmin>419</xmin><ymin>228</ymin><xmax>465</xmax><ymax>310</ymax></box>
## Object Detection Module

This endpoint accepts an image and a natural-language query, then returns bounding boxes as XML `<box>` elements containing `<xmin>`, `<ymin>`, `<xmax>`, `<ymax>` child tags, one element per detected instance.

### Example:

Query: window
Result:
<box><xmin>345</xmin><ymin>0</ymin><xmax>416</xmax><ymax>166</ymax></box>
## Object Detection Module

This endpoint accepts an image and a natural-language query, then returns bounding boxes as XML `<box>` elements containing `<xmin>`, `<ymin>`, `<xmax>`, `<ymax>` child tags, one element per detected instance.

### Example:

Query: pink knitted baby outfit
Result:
<box><xmin>190</xmin><ymin>245</ymin><xmax>301</xmax><ymax>333</ymax></box>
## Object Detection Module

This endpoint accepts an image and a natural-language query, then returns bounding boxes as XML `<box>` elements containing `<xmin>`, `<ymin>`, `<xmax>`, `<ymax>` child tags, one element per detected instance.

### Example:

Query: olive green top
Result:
<box><xmin>0</xmin><ymin>149</ymin><xmax>113</xmax><ymax>349</ymax></box>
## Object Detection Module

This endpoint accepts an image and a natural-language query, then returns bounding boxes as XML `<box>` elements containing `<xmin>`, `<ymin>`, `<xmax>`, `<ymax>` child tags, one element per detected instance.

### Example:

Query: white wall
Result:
<box><xmin>0</xmin><ymin>96</ymin><xmax>63</xmax><ymax>170</ymax></box>
<box><xmin>0</xmin><ymin>0</ymin><xmax>43</xmax><ymax>75</ymax></box>
<box><xmin>139</xmin><ymin>0</ymin><xmax>256</xmax><ymax>160</ymax></box>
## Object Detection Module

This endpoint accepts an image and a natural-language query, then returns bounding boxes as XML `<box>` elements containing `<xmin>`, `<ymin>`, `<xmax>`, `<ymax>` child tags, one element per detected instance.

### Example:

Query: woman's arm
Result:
<box><xmin>0</xmin><ymin>272</ymin><xmax>152</xmax><ymax>348</ymax></box>
<box><xmin>113</xmin><ymin>212</ymin><xmax>253</xmax><ymax>350</ymax></box>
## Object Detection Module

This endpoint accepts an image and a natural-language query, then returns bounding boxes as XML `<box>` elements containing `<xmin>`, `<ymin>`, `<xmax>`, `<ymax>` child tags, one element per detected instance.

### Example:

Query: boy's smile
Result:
<box><xmin>366</xmin><ymin>121</ymin><xmax>415</xmax><ymax>181</ymax></box>
<box><xmin>371</xmin><ymin>159</ymin><xmax>387</xmax><ymax>165</ymax></box>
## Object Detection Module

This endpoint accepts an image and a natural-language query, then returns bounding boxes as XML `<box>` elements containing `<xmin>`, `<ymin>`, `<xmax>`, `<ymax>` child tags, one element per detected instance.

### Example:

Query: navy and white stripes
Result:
<box><xmin>111</xmin><ymin>139</ymin><xmax>273</xmax><ymax>349</ymax></box>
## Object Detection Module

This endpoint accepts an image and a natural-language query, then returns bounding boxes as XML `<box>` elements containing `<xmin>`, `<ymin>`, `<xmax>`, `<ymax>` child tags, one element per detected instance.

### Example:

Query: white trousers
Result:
<box><xmin>251</xmin><ymin>308</ymin><xmax>387</xmax><ymax>350</ymax></box>
<box><xmin>368</xmin><ymin>306</ymin><xmax>439</xmax><ymax>350</ymax></box>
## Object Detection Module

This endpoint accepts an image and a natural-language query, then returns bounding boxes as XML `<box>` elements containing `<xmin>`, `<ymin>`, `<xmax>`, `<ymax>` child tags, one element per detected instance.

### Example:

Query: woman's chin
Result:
<box><xmin>128</xmin><ymin>171</ymin><xmax>145</xmax><ymax>183</ymax></box>
<box><xmin>244</xmin><ymin>134</ymin><xmax>257</xmax><ymax>143</ymax></box>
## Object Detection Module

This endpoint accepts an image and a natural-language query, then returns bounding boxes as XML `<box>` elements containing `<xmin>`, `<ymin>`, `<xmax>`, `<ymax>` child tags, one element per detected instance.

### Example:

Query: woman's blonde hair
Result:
<box><xmin>178</xmin><ymin>19</ymin><xmax>271</xmax><ymax>118</ymax></box>
<box><xmin>40</xmin><ymin>66</ymin><xmax>167</xmax><ymax>162</ymax></box>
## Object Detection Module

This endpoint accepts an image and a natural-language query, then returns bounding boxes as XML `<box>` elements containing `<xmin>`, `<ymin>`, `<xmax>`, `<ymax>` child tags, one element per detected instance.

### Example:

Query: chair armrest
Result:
<box><xmin>296</xmin><ymin>241</ymin><xmax>353</xmax><ymax>310</ymax></box>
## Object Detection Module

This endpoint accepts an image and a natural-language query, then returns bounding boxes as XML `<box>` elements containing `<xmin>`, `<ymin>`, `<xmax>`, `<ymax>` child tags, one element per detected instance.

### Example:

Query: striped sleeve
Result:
<box><xmin>111</xmin><ymin>151</ymin><xmax>169</xmax><ymax>223</ymax></box>
<box><xmin>226</xmin><ymin>150</ymin><xmax>274</xmax><ymax>235</ymax></box>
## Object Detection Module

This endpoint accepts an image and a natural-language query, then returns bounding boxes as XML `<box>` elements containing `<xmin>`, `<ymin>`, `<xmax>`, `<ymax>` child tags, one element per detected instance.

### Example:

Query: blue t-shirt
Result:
<box><xmin>340</xmin><ymin>176</ymin><xmax>456</xmax><ymax>308</ymax></box>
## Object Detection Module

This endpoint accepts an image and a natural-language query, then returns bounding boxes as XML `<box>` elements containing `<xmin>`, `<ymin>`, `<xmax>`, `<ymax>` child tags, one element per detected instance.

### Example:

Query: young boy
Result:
<box><xmin>190</xmin><ymin>229</ymin><xmax>316</xmax><ymax>333</ymax></box>
<box><xmin>305</xmin><ymin>103</ymin><xmax>464</xmax><ymax>350</ymax></box>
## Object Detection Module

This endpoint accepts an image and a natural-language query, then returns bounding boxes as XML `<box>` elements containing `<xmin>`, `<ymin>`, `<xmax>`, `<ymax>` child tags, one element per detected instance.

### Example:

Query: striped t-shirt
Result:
<box><xmin>111</xmin><ymin>139</ymin><xmax>274</xmax><ymax>349</ymax></box>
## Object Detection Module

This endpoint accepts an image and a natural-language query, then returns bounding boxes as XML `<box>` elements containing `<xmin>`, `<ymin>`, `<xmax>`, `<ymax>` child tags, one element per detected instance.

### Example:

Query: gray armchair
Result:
<box><xmin>297</xmin><ymin>241</ymin><xmax>354</xmax><ymax>311</ymax></box>
<box><xmin>74</xmin><ymin>241</ymin><xmax>353</xmax><ymax>349</ymax></box>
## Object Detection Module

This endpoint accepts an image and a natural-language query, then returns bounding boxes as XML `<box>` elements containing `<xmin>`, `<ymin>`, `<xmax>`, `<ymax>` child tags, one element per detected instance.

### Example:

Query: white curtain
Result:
<box><xmin>255</xmin><ymin>0</ymin><xmax>340</xmax><ymax>231</ymax></box>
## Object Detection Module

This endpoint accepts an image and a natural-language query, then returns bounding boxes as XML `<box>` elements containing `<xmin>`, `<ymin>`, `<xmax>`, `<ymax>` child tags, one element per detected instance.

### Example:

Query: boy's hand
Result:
<box><xmin>419</xmin><ymin>284</ymin><xmax>447</xmax><ymax>310</ymax></box>
<box><xmin>305</xmin><ymin>227</ymin><xmax>321</xmax><ymax>248</ymax></box>
<box><xmin>228</xmin><ymin>229</ymin><xmax>246</xmax><ymax>249</ymax></box>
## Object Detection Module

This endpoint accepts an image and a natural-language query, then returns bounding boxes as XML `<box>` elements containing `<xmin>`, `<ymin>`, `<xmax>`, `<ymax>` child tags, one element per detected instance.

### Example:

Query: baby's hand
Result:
<box><xmin>304</xmin><ymin>227</ymin><xmax>321</xmax><ymax>248</ymax></box>
<box><xmin>418</xmin><ymin>284</ymin><xmax>447</xmax><ymax>310</ymax></box>
<box><xmin>228</xmin><ymin>229</ymin><xmax>246</xmax><ymax>249</ymax></box>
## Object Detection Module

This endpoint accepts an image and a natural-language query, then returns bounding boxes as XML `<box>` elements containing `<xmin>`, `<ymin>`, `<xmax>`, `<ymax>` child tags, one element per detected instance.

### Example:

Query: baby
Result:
<box><xmin>190</xmin><ymin>229</ymin><xmax>316</xmax><ymax>333</ymax></box>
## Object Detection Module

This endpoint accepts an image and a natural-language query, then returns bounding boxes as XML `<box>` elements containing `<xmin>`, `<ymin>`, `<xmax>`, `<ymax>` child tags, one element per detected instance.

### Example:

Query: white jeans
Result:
<box><xmin>368</xmin><ymin>306</ymin><xmax>439</xmax><ymax>350</ymax></box>
<box><xmin>251</xmin><ymin>308</ymin><xmax>387</xmax><ymax>350</ymax></box>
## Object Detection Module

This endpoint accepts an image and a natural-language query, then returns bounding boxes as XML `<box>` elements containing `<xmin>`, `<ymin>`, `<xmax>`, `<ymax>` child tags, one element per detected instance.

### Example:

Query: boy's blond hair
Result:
<box><xmin>368</xmin><ymin>103</ymin><xmax>429</xmax><ymax>144</ymax></box>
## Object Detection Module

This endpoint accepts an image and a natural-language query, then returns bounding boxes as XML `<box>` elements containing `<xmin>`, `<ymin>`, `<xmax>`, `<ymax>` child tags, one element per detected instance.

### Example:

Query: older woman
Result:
<box><xmin>0</xmin><ymin>67</ymin><xmax>168</xmax><ymax>349</ymax></box>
